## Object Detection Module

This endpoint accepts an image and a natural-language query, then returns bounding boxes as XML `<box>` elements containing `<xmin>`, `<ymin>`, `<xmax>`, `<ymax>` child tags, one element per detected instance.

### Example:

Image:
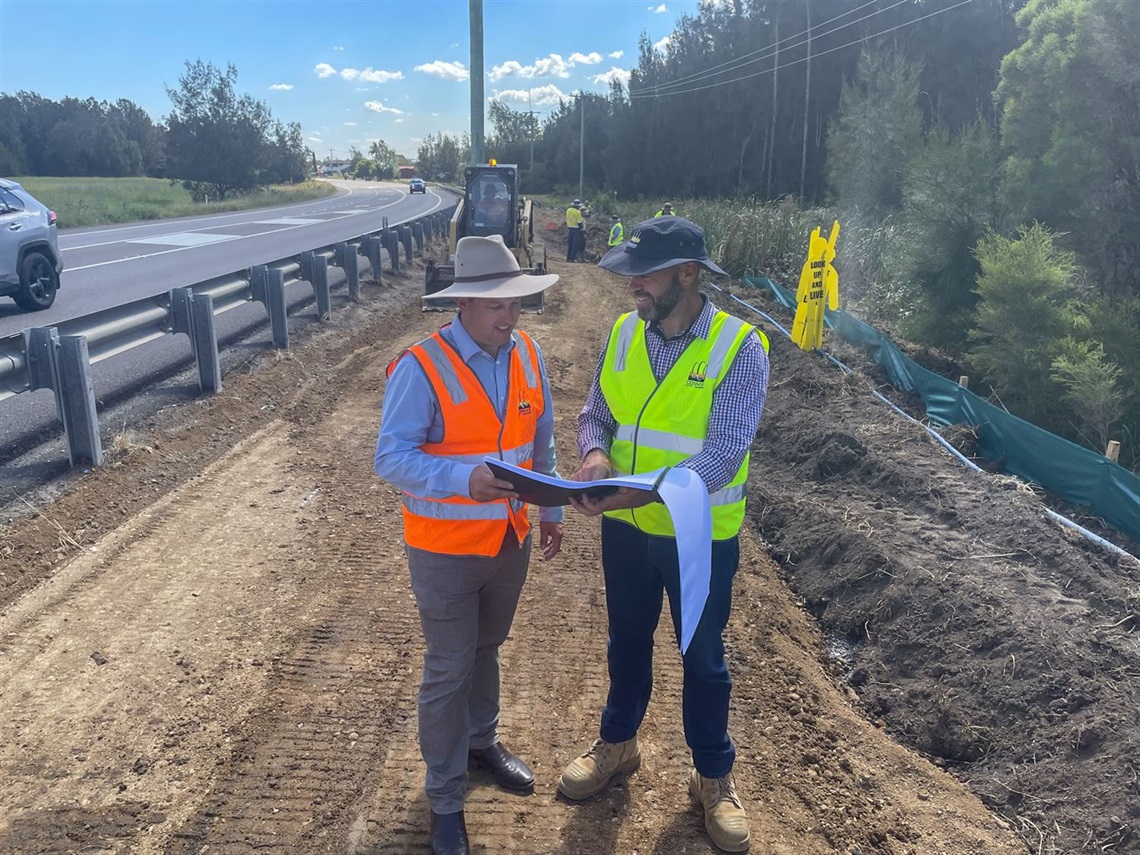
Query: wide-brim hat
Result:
<box><xmin>423</xmin><ymin>234</ymin><xmax>559</xmax><ymax>301</ymax></box>
<box><xmin>599</xmin><ymin>215</ymin><xmax>727</xmax><ymax>277</ymax></box>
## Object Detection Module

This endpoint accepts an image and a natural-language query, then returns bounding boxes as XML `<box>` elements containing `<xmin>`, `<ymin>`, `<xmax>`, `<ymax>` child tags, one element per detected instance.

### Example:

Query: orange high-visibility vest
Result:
<box><xmin>387</xmin><ymin>327</ymin><xmax>545</xmax><ymax>556</ymax></box>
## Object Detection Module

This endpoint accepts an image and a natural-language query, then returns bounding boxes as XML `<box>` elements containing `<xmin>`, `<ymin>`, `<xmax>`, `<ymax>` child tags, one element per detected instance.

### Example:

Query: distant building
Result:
<box><xmin>317</xmin><ymin>160</ymin><xmax>351</xmax><ymax>176</ymax></box>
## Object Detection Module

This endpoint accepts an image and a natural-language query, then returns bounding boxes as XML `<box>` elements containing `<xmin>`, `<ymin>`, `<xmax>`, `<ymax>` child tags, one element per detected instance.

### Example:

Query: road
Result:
<box><xmin>0</xmin><ymin>180</ymin><xmax>455</xmax><ymax>480</ymax></box>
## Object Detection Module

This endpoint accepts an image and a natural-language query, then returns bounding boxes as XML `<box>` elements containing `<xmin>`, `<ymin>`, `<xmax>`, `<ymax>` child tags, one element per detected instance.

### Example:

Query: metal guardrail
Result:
<box><xmin>0</xmin><ymin>198</ymin><xmax>458</xmax><ymax>466</ymax></box>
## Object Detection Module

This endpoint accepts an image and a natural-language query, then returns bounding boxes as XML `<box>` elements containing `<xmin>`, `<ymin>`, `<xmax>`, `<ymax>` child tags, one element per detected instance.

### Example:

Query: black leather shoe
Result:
<box><xmin>468</xmin><ymin>741</ymin><xmax>535</xmax><ymax>793</ymax></box>
<box><xmin>430</xmin><ymin>810</ymin><xmax>470</xmax><ymax>855</ymax></box>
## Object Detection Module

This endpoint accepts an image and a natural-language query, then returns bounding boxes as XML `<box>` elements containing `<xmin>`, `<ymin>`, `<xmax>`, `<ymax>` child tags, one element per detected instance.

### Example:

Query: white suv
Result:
<box><xmin>0</xmin><ymin>178</ymin><xmax>63</xmax><ymax>311</ymax></box>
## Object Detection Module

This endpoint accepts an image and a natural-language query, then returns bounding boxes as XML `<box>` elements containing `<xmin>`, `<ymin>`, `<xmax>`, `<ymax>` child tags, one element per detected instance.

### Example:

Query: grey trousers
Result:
<box><xmin>406</xmin><ymin>531</ymin><xmax>531</xmax><ymax>813</ymax></box>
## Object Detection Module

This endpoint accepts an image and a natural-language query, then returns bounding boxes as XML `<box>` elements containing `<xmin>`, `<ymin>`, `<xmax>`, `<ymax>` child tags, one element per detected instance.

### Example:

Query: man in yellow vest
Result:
<box><xmin>375</xmin><ymin>235</ymin><xmax>563</xmax><ymax>855</ymax></box>
<box><xmin>557</xmin><ymin>216</ymin><xmax>769</xmax><ymax>853</ymax></box>
<box><xmin>566</xmin><ymin>199</ymin><xmax>585</xmax><ymax>262</ymax></box>
<box><xmin>653</xmin><ymin>202</ymin><xmax>675</xmax><ymax>217</ymax></box>
<box><xmin>607</xmin><ymin>214</ymin><xmax>624</xmax><ymax>248</ymax></box>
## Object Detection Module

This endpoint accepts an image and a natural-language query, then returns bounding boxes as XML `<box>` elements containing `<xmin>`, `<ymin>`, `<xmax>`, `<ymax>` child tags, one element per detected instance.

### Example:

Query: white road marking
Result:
<box><xmin>251</xmin><ymin>217</ymin><xmax>328</xmax><ymax>226</ymax></box>
<box><xmin>128</xmin><ymin>232</ymin><xmax>241</xmax><ymax>247</ymax></box>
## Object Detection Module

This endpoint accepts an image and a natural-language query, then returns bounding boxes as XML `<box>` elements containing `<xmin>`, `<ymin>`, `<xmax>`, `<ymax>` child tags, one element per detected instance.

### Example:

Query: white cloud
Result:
<box><xmin>395</xmin><ymin>118</ymin><xmax>405</xmax><ymax>123</ymax></box>
<box><xmin>609</xmin><ymin>50</ymin><xmax>624</xmax><ymax>59</ymax></box>
<box><xmin>345</xmin><ymin>121</ymin><xmax>358</xmax><ymax>126</ymax></box>
<box><xmin>592</xmin><ymin>67</ymin><xmax>631</xmax><ymax>86</ymax></box>
<box><xmin>568</xmin><ymin>52</ymin><xmax>603</xmax><ymax>66</ymax></box>
<box><xmin>307</xmin><ymin>136</ymin><xmax>323</xmax><ymax>142</ymax></box>
<box><xmin>490</xmin><ymin>52</ymin><xmax>609</xmax><ymax>82</ymax></box>
<box><xmin>340</xmin><ymin>67</ymin><xmax>403</xmax><ymax>83</ymax></box>
<box><xmin>650</xmin><ymin>3</ymin><xmax>667</xmax><ymax>12</ymax></box>
<box><xmin>415</xmin><ymin>60</ymin><xmax>469</xmax><ymax>81</ymax></box>
<box><xmin>654</xmin><ymin>35</ymin><xmax>672</xmax><ymax>52</ymax></box>
<box><xmin>269</xmin><ymin>83</ymin><xmax>293</xmax><ymax>91</ymax></box>
<box><xmin>492</xmin><ymin>84</ymin><xmax>571</xmax><ymax>108</ymax></box>
<box><xmin>314</xmin><ymin>62</ymin><xmax>338</xmax><ymax>78</ymax></box>
<box><xmin>334</xmin><ymin>45</ymin><xmax>345</xmax><ymax>51</ymax></box>
<box><xmin>365</xmin><ymin>100</ymin><xmax>405</xmax><ymax>115</ymax></box>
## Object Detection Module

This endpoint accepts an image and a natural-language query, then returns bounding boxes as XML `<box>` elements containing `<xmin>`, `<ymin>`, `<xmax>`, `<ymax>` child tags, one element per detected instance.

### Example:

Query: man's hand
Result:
<box><xmin>569</xmin><ymin>486</ymin><xmax>658</xmax><ymax>517</ymax></box>
<box><xmin>571</xmin><ymin>448</ymin><xmax>612</xmax><ymax>483</ymax></box>
<box><xmin>468</xmin><ymin>464</ymin><xmax>519</xmax><ymax>502</ymax></box>
<box><xmin>538</xmin><ymin>522</ymin><xmax>563</xmax><ymax>559</ymax></box>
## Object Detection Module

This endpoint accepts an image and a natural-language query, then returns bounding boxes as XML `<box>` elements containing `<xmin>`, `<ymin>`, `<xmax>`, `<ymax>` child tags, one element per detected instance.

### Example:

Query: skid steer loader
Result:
<box><xmin>424</xmin><ymin>162</ymin><xmax>547</xmax><ymax>313</ymax></box>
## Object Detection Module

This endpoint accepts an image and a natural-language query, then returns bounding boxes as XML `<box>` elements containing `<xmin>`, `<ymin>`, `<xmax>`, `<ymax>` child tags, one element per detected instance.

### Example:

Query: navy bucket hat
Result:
<box><xmin>598</xmin><ymin>215</ymin><xmax>727</xmax><ymax>277</ymax></box>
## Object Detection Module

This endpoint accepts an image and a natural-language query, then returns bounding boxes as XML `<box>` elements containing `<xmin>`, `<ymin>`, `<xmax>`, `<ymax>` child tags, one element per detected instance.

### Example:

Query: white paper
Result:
<box><xmin>485</xmin><ymin>458</ymin><xmax>711</xmax><ymax>654</ymax></box>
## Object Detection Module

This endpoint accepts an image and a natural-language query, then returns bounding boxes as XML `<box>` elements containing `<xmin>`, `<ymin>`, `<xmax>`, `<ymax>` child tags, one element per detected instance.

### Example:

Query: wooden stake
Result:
<box><xmin>958</xmin><ymin>375</ymin><xmax>969</xmax><ymax>388</ymax></box>
<box><xmin>1105</xmin><ymin>440</ymin><xmax>1121</xmax><ymax>463</ymax></box>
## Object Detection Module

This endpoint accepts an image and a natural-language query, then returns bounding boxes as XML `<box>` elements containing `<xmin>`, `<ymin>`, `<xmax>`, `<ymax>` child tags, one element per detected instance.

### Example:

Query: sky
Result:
<box><xmin>0</xmin><ymin>0</ymin><xmax>704</xmax><ymax>161</ymax></box>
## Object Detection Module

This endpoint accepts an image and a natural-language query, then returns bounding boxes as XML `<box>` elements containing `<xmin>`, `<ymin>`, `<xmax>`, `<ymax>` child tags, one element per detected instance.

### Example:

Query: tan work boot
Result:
<box><xmin>690</xmin><ymin>769</ymin><xmax>750</xmax><ymax>852</ymax></box>
<box><xmin>557</xmin><ymin>737</ymin><xmax>641</xmax><ymax>800</ymax></box>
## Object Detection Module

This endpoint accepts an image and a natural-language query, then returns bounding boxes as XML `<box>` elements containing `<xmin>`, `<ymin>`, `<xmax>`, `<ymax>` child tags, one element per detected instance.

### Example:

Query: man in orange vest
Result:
<box><xmin>375</xmin><ymin>235</ymin><xmax>563</xmax><ymax>855</ymax></box>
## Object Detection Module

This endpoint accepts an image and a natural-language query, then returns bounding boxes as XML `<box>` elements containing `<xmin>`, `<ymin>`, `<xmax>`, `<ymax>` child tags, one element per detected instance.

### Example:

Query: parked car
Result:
<box><xmin>0</xmin><ymin>179</ymin><xmax>63</xmax><ymax>311</ymax></box>
<box><xmin>409</xmin><ymin>178</ymin><xmax>426</xmax><ymax>194</ymax></box>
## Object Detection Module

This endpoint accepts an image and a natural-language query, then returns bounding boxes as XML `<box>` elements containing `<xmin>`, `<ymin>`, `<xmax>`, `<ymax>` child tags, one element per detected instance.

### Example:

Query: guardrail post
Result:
<box><xmin>365</xmin><ymin>235</ymin><xmax>383</xmax><ymax>285</ymax></box>
<box><xmin>57</xmin><ymin>335</ymin><xmax>102</xmax><ymax>467</ymax></box>
<box><xmin>412</xmin><ymin>221</ymin><xmax>425</xmax><ymax>252</ymax></box>
<box><xmin>399</xmin><ymin>225</ymin><xmax>413</xmax><ymax>263</ymax></box>
<box><xmin>169</xmin><ymin>287</ymin><xmax>221</xmax><ymax>394</ymax></box>
<box><xmin>384</xmin><ymin>230</ymin><xmax>400</xmax><ymax>273</ymax></box>
<box><xmin>249</xmin><ymin>265</ymin><xmax>268</xmax><ymax>304</ymax></box>
<box><xmin>268</xmin><ymin>268</ymin><xmax>289</xmax><ymax>347</ymax></box>
<box><xmin>313</xmin><ymin>255</ymin><xmax>332</xmax><ymax>321</ymax></box>
<box><xmin>190</xmin><ymin>294</ymin><xmax>221</xmax><ymax>393</ymax></box>
<box><xmin>300</xmin><ymin>251</ymin><xmax>314</xmax><ymax>284</ymax></box>
<box><xmin>26</xmin><ymin>327</ymin><xmax>61</xmax><ymax>412</ymax></box>
<box><xmin>339</xmin><ymin>242</ymin><xmax>360</xmax><ymax>301</ymax></box>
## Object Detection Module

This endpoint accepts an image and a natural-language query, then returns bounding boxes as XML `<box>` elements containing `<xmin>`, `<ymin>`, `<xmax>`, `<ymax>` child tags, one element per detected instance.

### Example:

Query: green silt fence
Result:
<box><xmin>745</xmin><ymin>276</ymin><xmax>1140</xmax><ymax>546</ymax></box>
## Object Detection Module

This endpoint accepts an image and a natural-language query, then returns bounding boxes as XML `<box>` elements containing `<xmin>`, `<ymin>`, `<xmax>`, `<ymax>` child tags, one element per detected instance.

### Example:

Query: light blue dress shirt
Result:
<box><xmin>375</xmin><ymin>315</ymin><xmax>563</xmax><ymax>524</ymax></box>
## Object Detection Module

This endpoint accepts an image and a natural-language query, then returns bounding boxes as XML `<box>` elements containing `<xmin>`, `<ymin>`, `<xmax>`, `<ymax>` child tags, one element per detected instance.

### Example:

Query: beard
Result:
<box><xmin>636</xmin><ymin>271</ymin><xmax>684</xmax><ymax>322</ymax></box>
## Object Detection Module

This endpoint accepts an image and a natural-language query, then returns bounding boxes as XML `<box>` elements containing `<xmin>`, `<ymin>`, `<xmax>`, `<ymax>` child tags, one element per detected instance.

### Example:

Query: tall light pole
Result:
<box><xmin>469</xmin><ymin>0</ymin><xmax>484</xmax><ymax>165</ymax></box>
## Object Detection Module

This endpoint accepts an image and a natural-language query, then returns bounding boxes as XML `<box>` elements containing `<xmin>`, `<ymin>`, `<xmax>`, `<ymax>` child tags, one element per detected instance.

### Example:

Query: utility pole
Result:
<box><xmin>528</xmin><ymin>89</ymin><xmax>534</xmax><ymax>171</ymax></box>
<box><xmin>469</xmin><ymin>0</ymin><xmax>484</xmax><ymax>165</ymax></box>
<box><xmin>578</xmin><ymin>93</ymin><xmax>585</xmax><ymax>201</ymax></box>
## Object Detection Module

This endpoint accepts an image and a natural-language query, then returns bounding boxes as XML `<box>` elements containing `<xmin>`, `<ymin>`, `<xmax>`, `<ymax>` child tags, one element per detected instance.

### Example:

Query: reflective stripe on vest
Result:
<box><xmin>393</xmin><ymin>327</ymin><xmax>544</xmax><ymax>556</ymax></box>
<box><xmin>599</xmin><ymin>311</ymin><xmax>756</xmax><ymax>540</ymax></box>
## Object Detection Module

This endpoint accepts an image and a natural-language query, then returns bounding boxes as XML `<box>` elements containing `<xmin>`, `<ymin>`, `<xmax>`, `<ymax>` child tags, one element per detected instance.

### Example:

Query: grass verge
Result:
<box><xmin>11</xmin><ymin>176</ymin><xmax>339</xmax><ymax>229</ymax></box>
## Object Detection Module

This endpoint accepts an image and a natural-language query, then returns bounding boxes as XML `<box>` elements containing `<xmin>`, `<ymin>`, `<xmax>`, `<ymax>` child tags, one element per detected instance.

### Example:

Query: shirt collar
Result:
<box><xmin>444</xmin><ymin>315</ymin><xmax>514</xmax><ymax>363</ymax></box>
<box><xmin>646</xmin><ymin>293</ymin><xmax>716</xmax><ymax>341</ymax></box>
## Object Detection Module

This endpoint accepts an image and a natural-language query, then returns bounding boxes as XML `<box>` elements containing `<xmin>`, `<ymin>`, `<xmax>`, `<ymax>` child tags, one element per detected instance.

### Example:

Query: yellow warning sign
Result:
<box><xmin>791</xmin><ymin>220</ymin><xmax>840</xmax><ymax>351</ymax></box>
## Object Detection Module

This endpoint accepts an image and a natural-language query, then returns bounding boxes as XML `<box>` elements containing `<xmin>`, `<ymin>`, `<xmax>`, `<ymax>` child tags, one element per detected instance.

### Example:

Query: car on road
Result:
<box><xmin>408</xmin><ymin>178</ymin><xmax>426</xmax><ymax>194</ymax></box>
<box><xmin>0</xmin><ymin>178</ymin><xmax>63</xmax><ymax>311</ymax></box>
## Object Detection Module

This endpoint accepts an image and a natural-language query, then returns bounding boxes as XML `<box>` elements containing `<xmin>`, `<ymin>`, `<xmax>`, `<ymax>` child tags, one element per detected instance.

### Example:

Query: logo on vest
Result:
<box><xmin>686</xmin><ymin>360</ymin><xmax>707</xmax><ymax>388</ymax></box>
<box><xmin>517</xmin><ymin>397</ymin><xmax>533</xmax><ymax>416</ymax></box>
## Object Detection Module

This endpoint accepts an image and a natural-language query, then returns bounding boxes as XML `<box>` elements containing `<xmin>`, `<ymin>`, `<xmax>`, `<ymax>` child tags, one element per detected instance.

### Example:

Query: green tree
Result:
<box><xmin>898</xmin><ymin>120</ymin><xmax>1002</xmax><ymax>350</ymax></box>
<box><xmin>996</xmin><ymin>0</ymin><xmax>1140</xmax><ymax>299</ymax></box>
<box><xmin>164</xmin><ymin>60</ymin><xmax>273</xmax><ymax>199</ymax></box>
<box><xmin>1051</xmin><ymin>338</ymin><xmax>1128</xmax><ymax>450</ymax></box>
<box><xmin>368</xmin><ymin>139</ymin><xmax>396</xmax><ymax>179</ymax></box>
<box><xmin>416</xmin><ymin>132</ymin><xmax>466</xmax><ymax>182</ymax></box>
<box><xmin>825</xmin><ymin>49</ymin><xmax>924</xmax><ymax>215</ymax></box>
<box><xmin>968</xmin><ymin>223</ymin><xmax>1078</xmax><ymax>426</ymax></box>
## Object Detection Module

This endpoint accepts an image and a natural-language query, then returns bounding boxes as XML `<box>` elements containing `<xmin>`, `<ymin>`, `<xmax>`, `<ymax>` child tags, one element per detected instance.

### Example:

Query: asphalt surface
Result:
<box><xmin>0</xmin><ymin>180</ymin><xmax>456</xmax><ymax>495</ymax></box>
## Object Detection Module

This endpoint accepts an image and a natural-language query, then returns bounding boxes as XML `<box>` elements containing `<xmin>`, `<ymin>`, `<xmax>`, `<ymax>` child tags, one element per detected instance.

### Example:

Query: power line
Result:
<box><xmin>639</xmin><ymin>0</ymin><xmax>891</xmax><ymax>96</ymax></box>
<box><xmin>632</xmin><ymin>0</ymin><xmax>975</xmax><ymax>99</ymax></box>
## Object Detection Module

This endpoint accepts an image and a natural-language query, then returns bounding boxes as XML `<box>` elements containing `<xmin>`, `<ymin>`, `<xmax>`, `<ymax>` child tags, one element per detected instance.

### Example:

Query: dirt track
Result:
<box><xmin>0</xmin><ymin>212</ymin><xmax>1135</xmax><ymax>854</ymax></box>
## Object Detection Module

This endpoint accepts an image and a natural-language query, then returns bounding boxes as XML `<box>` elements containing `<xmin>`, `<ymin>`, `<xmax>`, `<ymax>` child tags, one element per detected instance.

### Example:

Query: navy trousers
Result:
<box><xmin>597</xmin><ymin>516</ymin><xmax>739</xmax><ymax>778</ymax></box>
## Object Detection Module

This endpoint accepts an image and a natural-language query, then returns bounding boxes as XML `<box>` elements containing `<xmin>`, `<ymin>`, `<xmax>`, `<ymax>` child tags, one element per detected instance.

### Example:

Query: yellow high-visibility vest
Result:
<box><xmin>598</xmin><ymin>311</ymin><xmax>766</xmax><ymax>539</ymax></box>
<box><xmin>608</xmin><ymin>222</ymin><xmax>624</xmax><ymax>246</ymax></box>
